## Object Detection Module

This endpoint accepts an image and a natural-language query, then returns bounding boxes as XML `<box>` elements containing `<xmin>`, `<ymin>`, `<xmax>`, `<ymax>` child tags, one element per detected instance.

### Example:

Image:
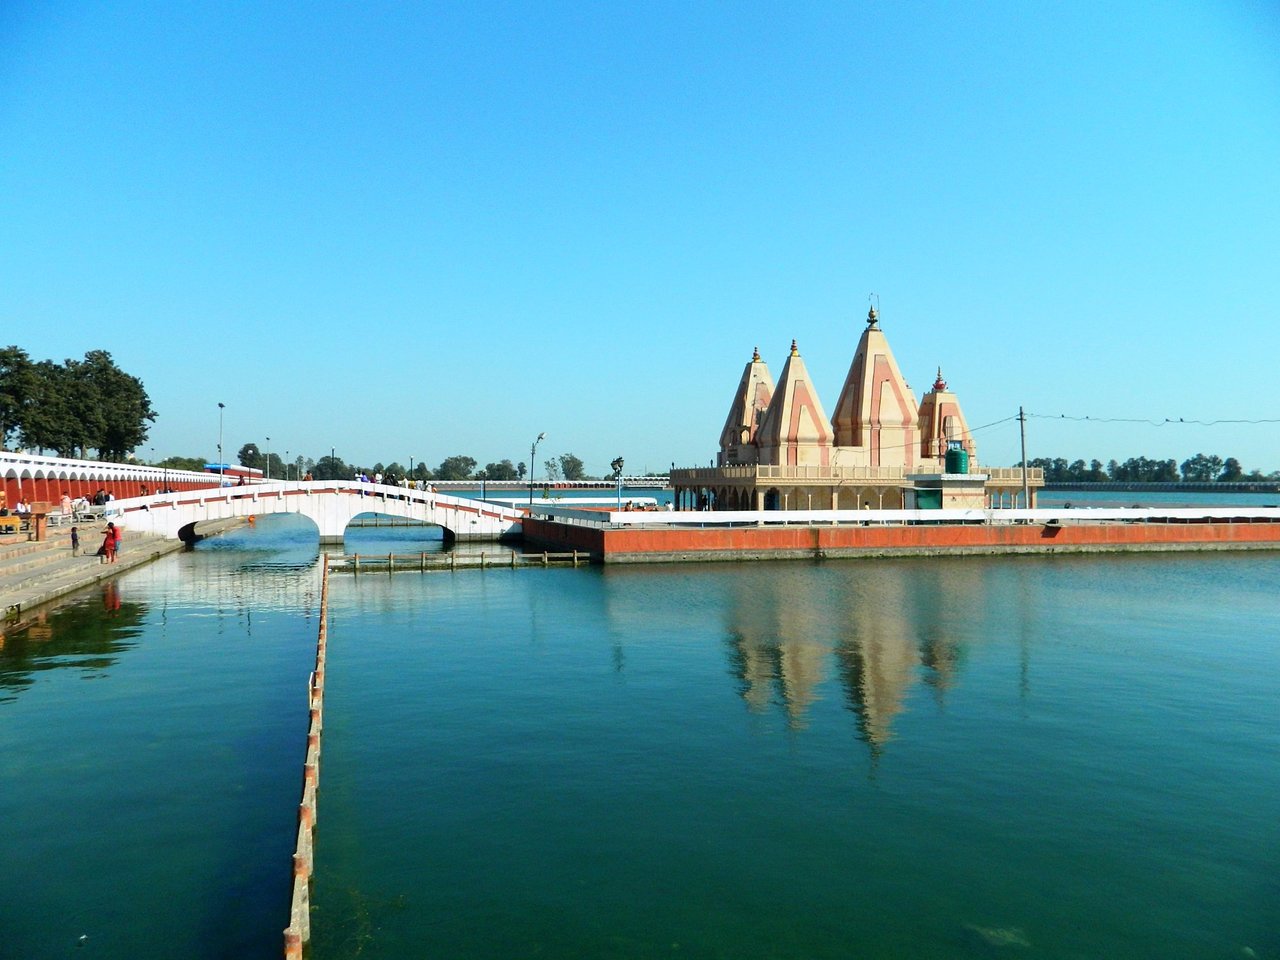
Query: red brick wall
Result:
<box><xmin>523</xmin><ymin>517</ymin><xmax>1280</xmax><ymax>562</ymax></box>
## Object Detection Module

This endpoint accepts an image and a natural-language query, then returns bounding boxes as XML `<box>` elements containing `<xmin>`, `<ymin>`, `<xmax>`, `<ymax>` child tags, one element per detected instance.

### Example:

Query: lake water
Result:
<box><xmin>1</xmin><ymin>514</ymin><xmax>1277</xmax><ymax>959</ymax></box>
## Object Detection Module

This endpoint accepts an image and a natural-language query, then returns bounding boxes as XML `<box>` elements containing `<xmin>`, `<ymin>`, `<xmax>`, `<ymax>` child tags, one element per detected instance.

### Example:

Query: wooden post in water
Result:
<box><xmin>481</xmin><ymin>551</ymin><xmax>486</xmax><ymax>569</ymax></box>
<box><xmin>388</xmin><ymin>552</ymin><xmax>393</xmax><ymax>573</ymax></box>
<box><xmin>353</xmin><ymin>554</ymin><xmax>360</xmax><ymax>575</ymax></box>
<box><xmin>542</xmin><ymin>550</ymin><xmax>548</xmax><ymax>567</ymax></box>
<box><xmin>511</xmin><ymin>550</ymin><xmax>516</xmax><ymax>568</ymax></box>
<box><xmin>420</xmin><ymin>552</ymin><xmax>426</xmax><ymax>572</ymax></box>
<box><xmin>450</xmin><ymin>552</ymin><xmax>456</xmax><ymax>572</ymax></box>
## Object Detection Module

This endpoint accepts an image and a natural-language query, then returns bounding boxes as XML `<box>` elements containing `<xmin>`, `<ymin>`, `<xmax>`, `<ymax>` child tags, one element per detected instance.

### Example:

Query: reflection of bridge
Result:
<box><xmin>108</xmin><ymin>481</ymin><xmax>524</xmax><ymax>544</ymax></box>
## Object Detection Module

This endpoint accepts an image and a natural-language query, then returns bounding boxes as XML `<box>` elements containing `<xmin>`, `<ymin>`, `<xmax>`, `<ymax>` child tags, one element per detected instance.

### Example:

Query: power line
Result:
<box><xmin>1027</xmin><ymin>413</ymin><xmax>1280</xmax><ymax>427</ymax></box>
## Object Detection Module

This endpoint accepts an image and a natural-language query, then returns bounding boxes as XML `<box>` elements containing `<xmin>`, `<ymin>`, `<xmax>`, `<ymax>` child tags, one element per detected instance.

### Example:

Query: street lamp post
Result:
<box><xmin>611</xmin><ymin>457</ymin><xmax>625</xmax><ymax>510</ymax></box>
<box><xmin>529</xmin><ymin>432</ymin><xmax>545</xmax><ymax>508</ymax></box>
<box><xmin>265</xmin><ymin>436</ymin><xmax>271</xmax><ymax>481</ymax></box>
<box><xmin>217</xmin><ymin>402</ymin><xmax>226</xmax><ymax>485</ymax></box>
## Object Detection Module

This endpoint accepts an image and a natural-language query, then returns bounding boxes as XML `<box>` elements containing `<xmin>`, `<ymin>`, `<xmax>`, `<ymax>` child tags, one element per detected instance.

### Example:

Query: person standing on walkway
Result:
<box><xmin>70</xmin><ymin>526</ymin><xmax>80</xmax><ymax>556</ymax></box>
<box><xmin>99</xmin><ymin>523</ymin><xmax>118</xmax><ymax>564</ymax></box>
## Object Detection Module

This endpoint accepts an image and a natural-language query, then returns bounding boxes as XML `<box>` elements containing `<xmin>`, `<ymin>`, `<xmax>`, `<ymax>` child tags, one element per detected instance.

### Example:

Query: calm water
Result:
<box><xmin>1</xmin><ymin>515</ymin><xmax>1277</xmax><ymax>959</ymax></box>
<box><xmin>1037</xmin><ymin>488</ymin><xmax>1280</xmax><ymax>508</ymax></box>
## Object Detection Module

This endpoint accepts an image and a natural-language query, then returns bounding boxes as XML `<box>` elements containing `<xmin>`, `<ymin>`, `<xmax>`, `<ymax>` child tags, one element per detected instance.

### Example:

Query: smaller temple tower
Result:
<box><xmin>718</xmin><ymin>347</ymin><xmax>774</xmax><ymax>466</ymax></box>
<box><xmin>917</xmin><ymin>368</ymin><xmax>977</xmax><ymax>460</ymax></box>
<box><xmin>755</xmin><ymin>340</ymin><xmax>834</xmax><ymax>467</ymax></box>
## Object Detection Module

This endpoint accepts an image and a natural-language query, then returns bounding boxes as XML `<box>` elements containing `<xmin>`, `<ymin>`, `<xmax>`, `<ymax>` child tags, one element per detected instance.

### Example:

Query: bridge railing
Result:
<box><xmin>100</xmin><ymin>480</ymin><xmax>528</xmax><ymax>526</ymax></box>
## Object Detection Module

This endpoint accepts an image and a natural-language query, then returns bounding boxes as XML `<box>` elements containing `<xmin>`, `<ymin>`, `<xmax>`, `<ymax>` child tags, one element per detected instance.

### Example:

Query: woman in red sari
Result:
<box><xmin>100</xmin><ymin>522</ymin><xmax>118</xmax><ymax>564</ymax></box>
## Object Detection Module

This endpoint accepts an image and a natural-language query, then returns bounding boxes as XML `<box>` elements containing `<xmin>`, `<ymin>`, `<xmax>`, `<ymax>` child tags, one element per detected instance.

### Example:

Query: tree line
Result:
<box><xmin>1</xmin><ymin>346</ymin><xmax>155</xmax><ymax>460</ymax></box>
<box><xmin>1022</xmin><ymin>453</ymin><xmax>1278</xmax><ymax>483</ymax></box>
<box><xmin>219</xmin><ymin>447</ymin><xmax>619</xmax><ymax>483</ymax></box>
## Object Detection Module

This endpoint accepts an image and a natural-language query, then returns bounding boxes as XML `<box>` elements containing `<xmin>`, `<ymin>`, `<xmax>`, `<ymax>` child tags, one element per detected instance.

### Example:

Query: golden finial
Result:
<box><xmin>752</xmin><ymin>346</ymin><xmax>761</xmax><ymax>362</ymax></box>
<box><xmin>790</xmin><ymin>339</ymin><xmax>799</xmax><ymax>356</ymax></box>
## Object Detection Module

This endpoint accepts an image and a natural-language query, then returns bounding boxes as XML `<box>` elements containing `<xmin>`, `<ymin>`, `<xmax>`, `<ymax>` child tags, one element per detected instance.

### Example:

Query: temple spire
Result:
<box><xmin>717</xmin><ymin>347</ymin><xmax>775</xmax><ymax>466</ymax></box>
<box><xmin>757</xmin><ymin>340</ymin><xmax>833</xmax><ymax>468</ymax></box>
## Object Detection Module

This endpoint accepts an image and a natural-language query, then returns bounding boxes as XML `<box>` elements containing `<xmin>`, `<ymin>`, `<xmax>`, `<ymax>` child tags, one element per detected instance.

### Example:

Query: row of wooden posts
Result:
<box><xmin>335</xmin><ymin>550</ymin><xmax>588</xmax><ymax>572</ymax></box>
<box><xmin>281</xmin><ymin>548</ymin><xmax>582</xmax><ymax>955</ymax></box>
<box><xmin>284</xmin><ymin>555</ymin><xmax>328</xmax><ymax>959</ymax></box>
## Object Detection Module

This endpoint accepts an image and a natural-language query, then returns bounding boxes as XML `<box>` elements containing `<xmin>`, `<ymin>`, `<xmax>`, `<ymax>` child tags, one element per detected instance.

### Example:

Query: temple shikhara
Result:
<box><xmin>672</xmin><ymin>305</ymin><xmax>1040</xmax><ymax>510</ymax></box>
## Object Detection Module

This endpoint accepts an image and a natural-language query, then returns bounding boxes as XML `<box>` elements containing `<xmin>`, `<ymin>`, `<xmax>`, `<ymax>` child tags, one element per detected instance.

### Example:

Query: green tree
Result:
<box><xmin>311</xmin><ymin>455</ymin><xmax>349</xmax><ymax>480</ymax></box>
<box><xmin>21</xmin><ymin>359</ymin><xmax>99</xmax><ymax>457</ymax></box>
<box><xmin>1108</xmin><ymin>456</ymin><xmax>1177</xmax><ymax>482</ymax></box>
<box><xmin>157</xmin><ymin>456</ymin><xmax>207</xmax><ymax>472</ymax></box>
<box><xmin>0</xmin><ymin>346</ymin><xmax>35</xmax><ymax>448</ymax></box>
<box><xmin>558</xmin><ymin>453</ymin><xmax>585</xmax><ymax>480</ymax></box>
<box><xmin>3</xmin><ymin>348</ymin><xmax>152</xmax><ymax>458</ymax></box>
<box><xmin>238</xmin><ymin>442</ymin><xmax>263</xmax><ymax>469</ymax></box>
<box><xmin>1180</xmin><ymin>453</ymin><xmax>1223</xmax><ymax>482</ymax></box>
<box><xmin>81</xmin><ymin>350</ymin><xmax>155</xmax><ymax>460</ymax></box>
<box><xmin>484</xmin><ymin>459</ymin><xmax>519</xmax><ymax>480</ymax></box>
<box><xmin>1219</xmin><ymin>457</ymin><xmax>1243</xmax><ymax>482</ymax></box>
<box><xmin>517</xmin><ymin>461</ymin><xmax>527</xmax><ymax>480</ymax></box>
<box><xmin>436</xmin><ymin>456</ymin><xmax>476</xmax><ymax>480</ymax></box>
<box><xmin>543</xmin><ymin>458</ymin><xmax>561</xmax><ymax>481</ymax></box>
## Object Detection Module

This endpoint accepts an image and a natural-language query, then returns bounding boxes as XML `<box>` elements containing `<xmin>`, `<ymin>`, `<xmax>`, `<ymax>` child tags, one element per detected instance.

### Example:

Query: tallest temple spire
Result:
<box><xmin>831</xmin><ymin>305</ymin><xmax>920</xmax><ymax>468</ymax></box>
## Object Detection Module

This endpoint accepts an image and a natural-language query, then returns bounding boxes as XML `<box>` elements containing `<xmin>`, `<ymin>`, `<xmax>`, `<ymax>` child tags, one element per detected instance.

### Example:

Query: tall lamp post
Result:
<box><xmin>285</xmin><ymin>449</ymin><xmax>290</xmax><ymax>482</ymax></box>
<box><xmin>611</xmin><ymin>457</ymin><xmax>625</xmax><ymax>510</ymax></box>
<box><xmin>217</xmin><ymin>402</ymin><xmax>226</xmax><ymax>485</ymax></box>
<box><xmin>265</xmin><ymin>436</ymin><xmax>271</xmax><ymax>481</ymax></box>
<box><xmin>529</xmin><ymin>432</ymin><xmax>545</xmax><ymax>507</ymax></box>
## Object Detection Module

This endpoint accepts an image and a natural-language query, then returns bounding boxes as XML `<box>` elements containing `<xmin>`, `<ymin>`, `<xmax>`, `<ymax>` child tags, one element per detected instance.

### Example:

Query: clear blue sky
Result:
<box><xmin>3</xmin><ymin>1</ymin><xmax>1278</xmax><ymax>475</ymax></box>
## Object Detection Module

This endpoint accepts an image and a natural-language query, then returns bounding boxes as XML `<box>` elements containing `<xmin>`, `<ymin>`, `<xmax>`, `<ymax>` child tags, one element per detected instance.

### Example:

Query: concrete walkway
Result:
<box><xmin>0</xmin><ymin>525</ymin><xmax>186</xmax><ymax>623</ymax></box>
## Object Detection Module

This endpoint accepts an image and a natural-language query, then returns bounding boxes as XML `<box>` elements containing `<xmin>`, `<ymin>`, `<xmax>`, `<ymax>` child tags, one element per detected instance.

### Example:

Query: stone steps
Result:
<box><xmin>0</xmin><ymin>528</ymin><xmax>182</xmax><ymax>621</ymax></box>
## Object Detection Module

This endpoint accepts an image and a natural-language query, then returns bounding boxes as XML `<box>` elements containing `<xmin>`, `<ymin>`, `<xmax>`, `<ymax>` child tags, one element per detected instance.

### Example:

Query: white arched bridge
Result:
<box><xmin>105</xmin><ymin>480</ymin><xmax>525</xmax><ymax>544</ymax></box>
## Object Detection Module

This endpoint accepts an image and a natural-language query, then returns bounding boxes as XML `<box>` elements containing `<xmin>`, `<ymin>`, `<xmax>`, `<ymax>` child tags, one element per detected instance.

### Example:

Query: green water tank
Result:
<box><xmin>945</xmin><ymin>445</ymin><xmax>969</xmax><ymax>475</ymax></box>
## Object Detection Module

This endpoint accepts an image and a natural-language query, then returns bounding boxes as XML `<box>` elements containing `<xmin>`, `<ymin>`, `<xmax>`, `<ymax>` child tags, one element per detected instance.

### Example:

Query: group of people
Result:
<box><xmin>0</xmin><ymin>497</ymin><xmax>31</xmax><ymax>518</ymax></box>
<box><xmin>74</xmin><ymin>521</ymin><xmax>122</xmax><ymax>563</ymax></box>
<box><xmin>57</xmin><ymin>492</ymin><xmax>96</xmax><ymax>518</ymax></box>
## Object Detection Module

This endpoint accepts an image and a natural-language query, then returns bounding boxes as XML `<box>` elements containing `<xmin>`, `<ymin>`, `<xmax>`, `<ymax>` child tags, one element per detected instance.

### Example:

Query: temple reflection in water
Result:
<box><xmin>725</xmin><ymin>561</ymin><xmax>980</xmax><ymax>752</ymax></box>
